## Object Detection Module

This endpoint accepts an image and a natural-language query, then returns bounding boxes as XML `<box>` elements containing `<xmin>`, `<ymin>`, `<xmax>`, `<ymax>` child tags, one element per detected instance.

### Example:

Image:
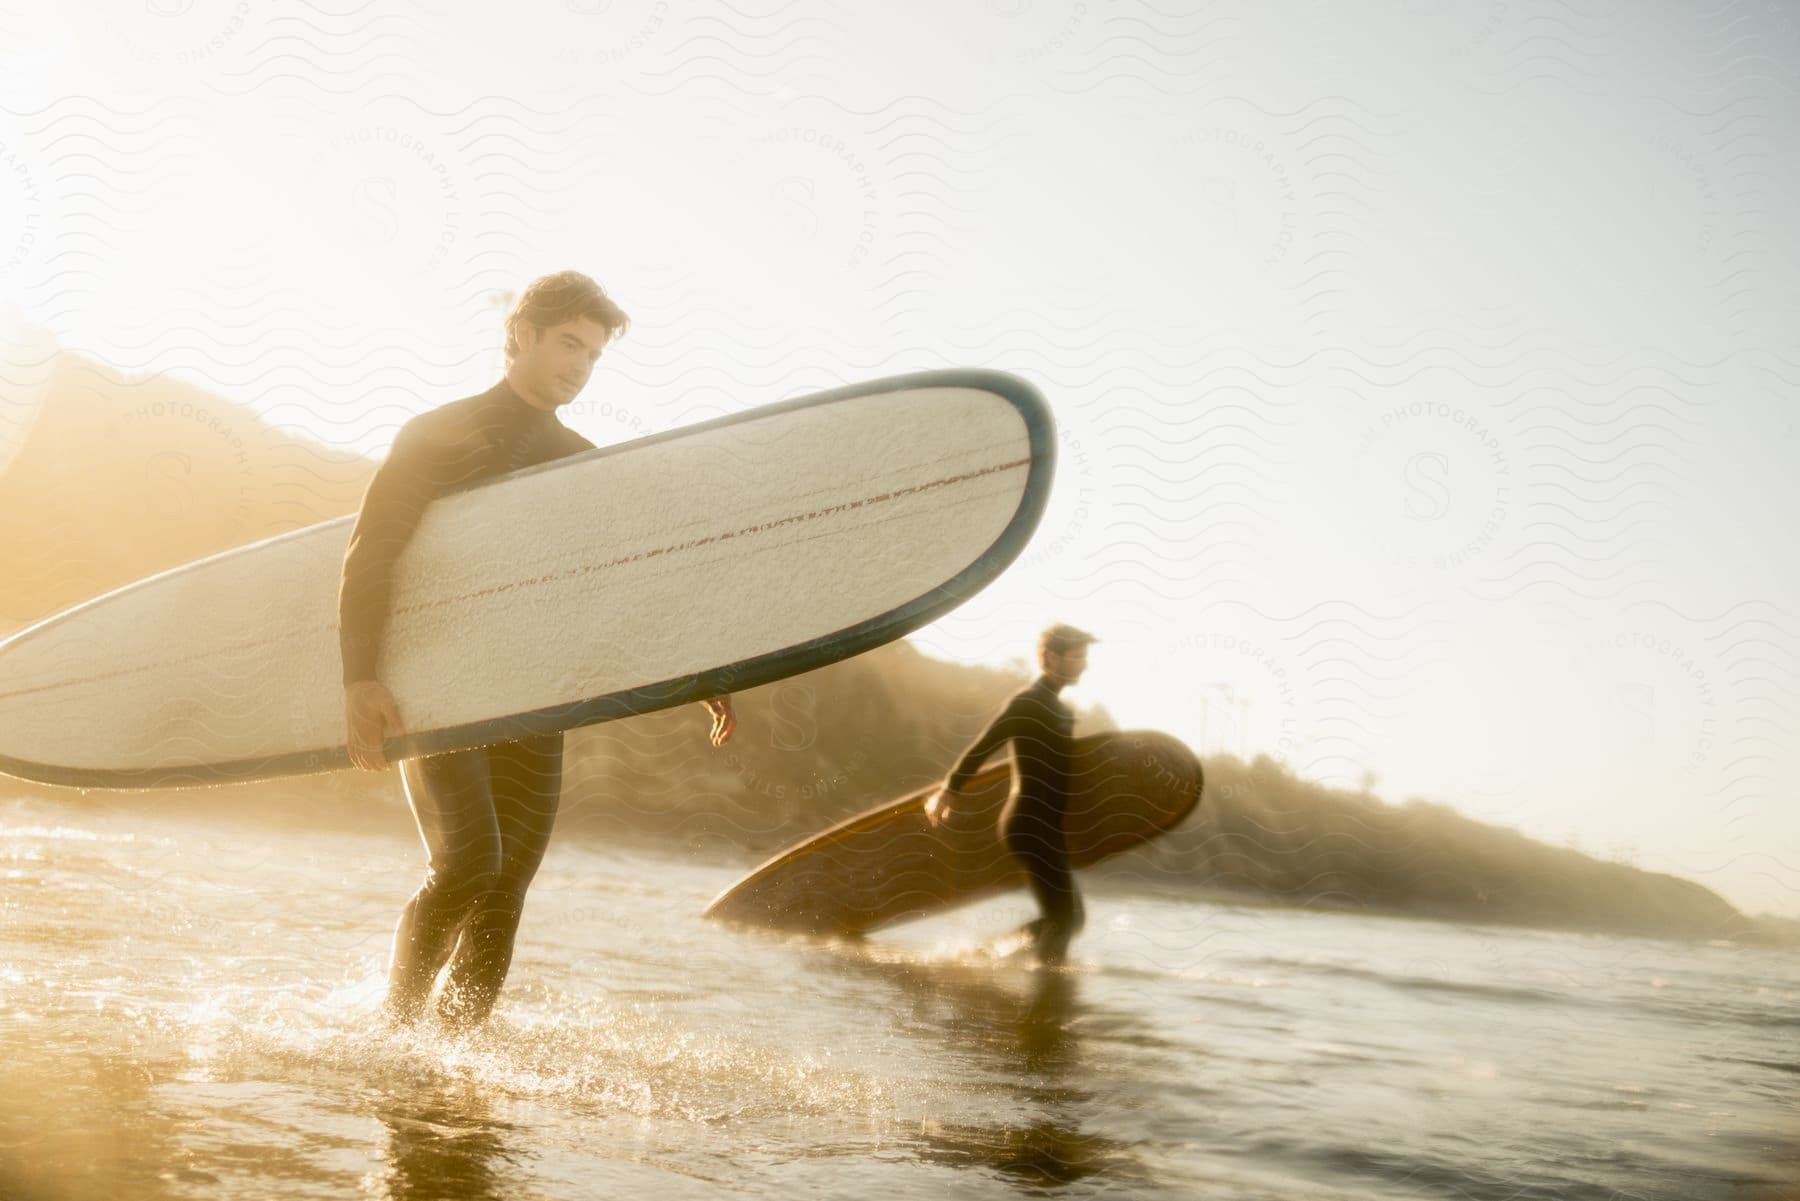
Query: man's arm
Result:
<box><xmin>339</xmin><ymin>424</ymin><xmax>445</xmax><ymax>769</ymax></box>
<box><xmin>945</xmin><ymin>696</ymin><xmax>1023</xmax><ymax>794</ymax></box>
<box><xmin>339</xmin><ymin>424</ymin><xmax>440</xmax><ymax>686</ymax></box>
<box><xmin>927</xmin><ymin>696</ymin><xmax>1023</xmax><ymax>828</ymax></box>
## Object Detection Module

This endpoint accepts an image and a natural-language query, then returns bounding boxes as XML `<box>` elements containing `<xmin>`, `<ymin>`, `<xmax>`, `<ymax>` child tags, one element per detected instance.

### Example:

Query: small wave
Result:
<box><xmin>1701</xmin><ymin>1054</ymin><xmax>1800</xmax><ymax>1076</ymax></box>
<box><xmin>1258</xmin><ymin>1138</ymin><xmax>1638</xmax><ymax>1201</ymax></box>
<box><xmin>1636</xmin><ymin>998</ymin><xmax>1800</xmax><ymax>1031</ymax></box>
<box><xmin>1556</xmin><ymin>1094</ymin><xmax>1651</xmax><ymax>1112</ymax></box>
<box><xmin>0</xmin><ymin>822</ymin><xmax>169</xmax><ymax>846</ymax></box>
<box><xmin>1249</xmin><ymin>957</ymin><xmax>1570</xmax><ymax>1007</ymax></box>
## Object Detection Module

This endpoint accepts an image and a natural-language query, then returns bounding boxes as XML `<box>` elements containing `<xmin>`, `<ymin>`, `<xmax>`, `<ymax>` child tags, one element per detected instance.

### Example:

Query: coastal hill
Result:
<box><xmin>0</xmin><ymin>344</ymin><xmax>371</xmax><ymax>629</ymax></box>
<box><xmin>0</xmin><ymin>343</ymin><xmax>1770</xmax><ymax>945</ymax></box>
<box><xmin>545</xmin><ymin>642</ymin><xmax>1757</xmax><ymax>944</ymax></box>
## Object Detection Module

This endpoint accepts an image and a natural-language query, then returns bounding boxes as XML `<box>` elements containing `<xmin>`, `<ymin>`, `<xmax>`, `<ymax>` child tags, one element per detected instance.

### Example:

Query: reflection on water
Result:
<box><xmin>371</xmin><ymin>1088</ymin><xmax>518</xmax><ymax>1201</ymax></box>
<box><xmin>832</xmin><ymin>947</ymin><xmax>1153</xmax><ymax>1192</ymax></box>
<box><xmin>0</xmin><ymin>1046</ymin><xmax>188</xmax><ymax>1201</ymax></box>
<box><xmin>916</xmin><ymin>1118</ymin><xmax>1123</xmax><ymax>1191</ymax></box>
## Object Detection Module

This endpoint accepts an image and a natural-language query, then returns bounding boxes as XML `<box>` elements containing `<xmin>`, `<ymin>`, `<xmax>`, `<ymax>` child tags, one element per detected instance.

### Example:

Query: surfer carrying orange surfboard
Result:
<box><xmin>926</xmin><ymin>623</ymin><xmax>1098</xmax><ymax>965</ymax></box>
<box><xmin>339</xmin><ymin>271</ymin><xmax>737</xmax><ymax>1030</ymax></box>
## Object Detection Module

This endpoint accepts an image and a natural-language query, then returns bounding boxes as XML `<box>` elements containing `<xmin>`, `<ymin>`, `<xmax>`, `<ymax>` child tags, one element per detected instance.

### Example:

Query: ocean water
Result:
<box><xmin>0</xmin><ymin>793</ymin><xmax>1794</xmax><ymax>1200</ymax></box>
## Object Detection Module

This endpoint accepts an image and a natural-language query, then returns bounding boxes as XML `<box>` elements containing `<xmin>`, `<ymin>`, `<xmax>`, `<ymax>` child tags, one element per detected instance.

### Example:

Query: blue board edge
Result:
<box><xmin>0</xmin><ymin>368</ymin><xmax>1058</xmax><ymax>790</ymax></box>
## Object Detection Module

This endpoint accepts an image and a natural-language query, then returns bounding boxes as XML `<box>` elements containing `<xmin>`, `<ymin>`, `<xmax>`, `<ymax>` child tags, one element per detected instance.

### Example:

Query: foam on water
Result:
<box><xmin>160</xmin><ymin>958</ymin><xmax>912</xmax><ymax>1129</ymax></box>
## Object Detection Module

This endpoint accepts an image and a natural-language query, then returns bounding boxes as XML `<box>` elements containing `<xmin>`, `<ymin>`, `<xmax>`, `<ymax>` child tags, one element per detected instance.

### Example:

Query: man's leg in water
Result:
<box><xmin>434</xmin><ymin>733</ymin><xmax>564</xmax><ymax>1029</ymax></box>
<box><xmin>1006</xmin><ymin>817</ymin><xmax>1085</xmax><ymax>966</ymax></box>
<box><xmin>387</xmin><ymin>746</ymin><xmax>502</xmax><ymax>1024</ymax></box>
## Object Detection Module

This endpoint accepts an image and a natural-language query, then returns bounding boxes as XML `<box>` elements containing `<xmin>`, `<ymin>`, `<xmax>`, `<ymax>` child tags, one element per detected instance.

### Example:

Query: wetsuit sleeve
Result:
<box><xmin>945</xmin><ymin>696</ymin><xmax>1025</xmax><ymax>793</ymax></box>
<box><xmin>338</xmin><ymin>424</ymin><xmax>444</xmax><ymax>685</ymax></box>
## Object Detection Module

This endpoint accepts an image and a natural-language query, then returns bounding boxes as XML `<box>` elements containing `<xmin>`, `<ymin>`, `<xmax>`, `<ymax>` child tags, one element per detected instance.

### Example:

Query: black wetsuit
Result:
<box><xmin>946</xmin><ymin>675</ymin><xmax>1084</xmax><ymax>962</ymax></box>
<box><xmin>339</xmin><ymin>377</ymin><xmax>595</xmax><ymax>1026</ymax></box>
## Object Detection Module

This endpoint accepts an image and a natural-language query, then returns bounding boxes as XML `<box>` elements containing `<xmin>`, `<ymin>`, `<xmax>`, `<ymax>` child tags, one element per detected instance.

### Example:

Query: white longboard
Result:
<box><xmin>0</xmin><ymin>370</ymin><xmax>1055</xmax><ymax>788</ymax></box>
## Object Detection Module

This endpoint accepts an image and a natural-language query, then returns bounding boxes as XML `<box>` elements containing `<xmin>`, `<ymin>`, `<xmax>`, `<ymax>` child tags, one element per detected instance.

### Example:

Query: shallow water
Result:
<box><xmin>1</xmin><ymin>794</ymin><xmax>1794</xmax><ymax>1199</ymax></box>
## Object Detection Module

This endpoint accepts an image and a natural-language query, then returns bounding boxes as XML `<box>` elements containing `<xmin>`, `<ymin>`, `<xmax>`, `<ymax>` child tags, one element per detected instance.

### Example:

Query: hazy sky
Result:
<box><xmin>2</xmin><ymin>0</ymin><xmax>1797</xmax><ymax>915</ymax></box>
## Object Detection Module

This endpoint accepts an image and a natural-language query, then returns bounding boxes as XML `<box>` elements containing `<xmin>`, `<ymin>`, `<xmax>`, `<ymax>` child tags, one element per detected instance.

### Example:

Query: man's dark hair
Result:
<box><xmin>503</xmin><ymin>270</ymin><xmax>629</xmax><ymax>365</ymax></box>
<box><xmin>1038</xmin><ymin>623</ymin><xmax>1098</xmax><ymax>659</ymax></box>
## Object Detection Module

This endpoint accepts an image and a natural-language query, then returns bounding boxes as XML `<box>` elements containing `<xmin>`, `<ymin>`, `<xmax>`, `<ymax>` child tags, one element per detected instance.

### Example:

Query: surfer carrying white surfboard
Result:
<box><xmin>338</xmin><ymin>270</ymin><xmax>738</xmax><ymax>1029</ymax></box>
<box><xmin>926</xmin><ymin>624</ymin><xmax>1097</xmax><ymax>966</ymax></box>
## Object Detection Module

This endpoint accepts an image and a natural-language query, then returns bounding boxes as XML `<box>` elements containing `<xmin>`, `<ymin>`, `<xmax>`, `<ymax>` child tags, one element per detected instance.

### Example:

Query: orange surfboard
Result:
<box><xmin>703</xmin><ymin>729</ymin><xmax>1203</xmax><ymax>936</ymax></box>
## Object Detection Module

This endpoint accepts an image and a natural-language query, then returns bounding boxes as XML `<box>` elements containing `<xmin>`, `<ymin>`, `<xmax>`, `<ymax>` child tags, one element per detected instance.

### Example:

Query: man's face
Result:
<box><xmin>1045</xmin><ymin>644</ymin><xmax>1089</xmax><ymax>686</ymax></box>
<box><xmin>516</xmin><ymin>316</ymin><xmax>613</xmax><ymax>408</ymax></box>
